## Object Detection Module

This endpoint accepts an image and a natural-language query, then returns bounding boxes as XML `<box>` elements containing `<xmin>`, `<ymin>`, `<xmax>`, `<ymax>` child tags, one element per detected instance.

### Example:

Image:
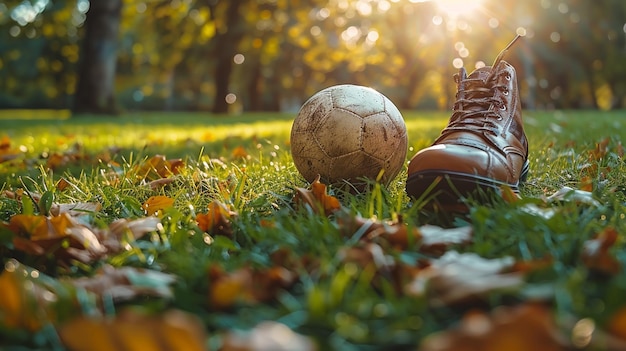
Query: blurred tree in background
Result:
<box><xmin>0</xmin><ymin>0</ymin><xmax>625</xmax><ymax>113</ymax></box>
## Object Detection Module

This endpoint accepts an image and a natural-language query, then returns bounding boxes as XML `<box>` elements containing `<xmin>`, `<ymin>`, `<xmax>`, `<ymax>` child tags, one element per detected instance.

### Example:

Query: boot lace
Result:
<box><xmin>441</xmin><ymin>35</ymin><xmax>521</xmax><ymax>137</ymax></box>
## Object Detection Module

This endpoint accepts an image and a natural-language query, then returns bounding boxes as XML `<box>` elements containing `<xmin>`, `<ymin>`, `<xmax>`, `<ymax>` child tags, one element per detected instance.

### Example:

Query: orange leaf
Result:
<box><xmin>579</xmin><ymin>176</ymin><xmax>593</xmax><ymax>192</ymax></box>
<box><xmin>581</xmin><ymin>227</ymin><xmax>621</xmax><ymax>275</ymax></box>
<box><xmin>232</xmin><ymin>145</ymin><xmax>248</xmax><ymax>158</ymax></box>
<box><xmin>58</xmin><ymin>309</ymin><xmax>207</xmax><ymax>351</ymax></box>
<box><xmin>196</xmin><ymin>201</ymin><xmax>237</xmax><ymax>236</ymax></box>
<box><xmin>133</xmin><ymin>155</ymin><xmax>183</xmax><ymax>181</ymax></box>
<box><xmin>608</xmin><ymin>306</ymin><xmax>626</xmax><ymax>340</ymax></box>
<box><xmin>500</xmin><ymin>185</ymin><xmax>520</xmax><ymax>203</ymax></box>
<box><xmin>420</xmin><ymin>303</ymin><xmax>568</xmax><ymax>351</ymax></box>
<box><xmin>0</xmin><ymin>260</ymin><xmax>61</xmax><ymax>331</ymax></box>
<box><xmin>8</xmin><ymin>214</ymin><xmax>48</xmax><ymax>239</ymax></box>
<box><xmin>142</xmin><ymin>195</ymin><xmax>175</xmax><ymax>215</ymax></box>
<box><xmin>8</xmin><ymin>213</ymin><xmax>106</xmax><ymax>263</ymax></box>
<box><xmin>294</xmin><ymin>175</ymin><xmax>341</xmax><ymax>216</ymax></box>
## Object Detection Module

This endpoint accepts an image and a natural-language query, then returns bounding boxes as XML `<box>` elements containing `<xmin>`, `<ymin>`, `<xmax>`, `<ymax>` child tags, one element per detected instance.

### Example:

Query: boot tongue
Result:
<box><xmin>467</xmin><ymin>66</ymin><xmax>492</xmax><ymax>82</ymax></box>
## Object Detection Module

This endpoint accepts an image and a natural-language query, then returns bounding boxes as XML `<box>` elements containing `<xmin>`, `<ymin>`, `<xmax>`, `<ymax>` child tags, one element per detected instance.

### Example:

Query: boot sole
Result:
<box><xmin>406</xmin><ymin>161</ymin><xmax>529</xmax><ymax>205</ymax></box>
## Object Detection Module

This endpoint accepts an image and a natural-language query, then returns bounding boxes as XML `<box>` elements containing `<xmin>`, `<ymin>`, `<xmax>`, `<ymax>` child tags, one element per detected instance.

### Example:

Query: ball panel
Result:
<box><xmin>330</xmin><ymin>151</ymin><xmax>384</xmax><ymax>182</ymax></box>
<box><xmin>382</xmin><ymin>95</ymin><xmax>405</xmax><ymax>125</ymax></box>
<box><xmin>290</xmin><ymin>131</ymin><xmax>329</xmax><ymax>182</ymax></box>
<box><xmin>292</xmin><ymin>90</ymin><xmax>333</xmax><ymax>133</ymax></box>
<box><xmin>383</xmin><ymin>129</ymin><xmax>408</xmax><ymax>183</ymax></box>
<box><xmin>314</xmin><ymin>108</ymin><xmax>363</xmax><ymax>157</ymax></box>
<box><xmin>331</xmin><ymin>85</ymin><xmax>385</xmax><ymax>117</ymax></box>
<box><xmin>361</xmin><ymin>112</ymin><xmax>404</xmax><ymax>162</ymax></box>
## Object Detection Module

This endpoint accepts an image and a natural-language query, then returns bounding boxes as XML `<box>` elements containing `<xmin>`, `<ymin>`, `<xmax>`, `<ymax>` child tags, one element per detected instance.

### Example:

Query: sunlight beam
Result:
<box><xmin>431</xmin><ymin>0</ymin><xmax>485</xmax><ymax>18</ymax></box>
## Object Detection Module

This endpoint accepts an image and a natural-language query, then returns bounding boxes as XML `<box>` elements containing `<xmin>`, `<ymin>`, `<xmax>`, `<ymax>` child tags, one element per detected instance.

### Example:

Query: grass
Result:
<box><xmin>1</xmin><ymin>109</ymin><xmax>626</xmax><ymax>350</ymax></box>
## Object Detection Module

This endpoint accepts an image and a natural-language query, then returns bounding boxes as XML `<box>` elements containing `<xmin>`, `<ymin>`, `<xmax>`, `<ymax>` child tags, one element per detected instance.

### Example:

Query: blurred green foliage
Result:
<box><xmin>1</xmin><ymin>0</ymin><xmax>625</xmax><ymax>112</ymax></box>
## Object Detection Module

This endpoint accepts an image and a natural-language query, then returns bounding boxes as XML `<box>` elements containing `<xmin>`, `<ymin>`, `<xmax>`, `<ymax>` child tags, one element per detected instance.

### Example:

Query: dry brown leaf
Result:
<box><xmin>405</xmin><ymin>251</ymin><xmax>522</xmax><ymax>307</ymax></box>
<box><xmin>339</xmin><ymin>213</ymin><xmax>471</xmax><ymax>254</ymax></box>
<box><xmin>196</xmin><ymin>200</ymin><xmax>237</xmax><ymax>236</ymax></box>
<box><xmin>420</xmin><ymin>303</ymin><xmax>568</xmax><ymax>351</ymax></box>
<box><xmin>208</xmin><ymin>265</ymin><xmax>296</xmax><ymax>310</ymax></box>
<box><xmin>69</xmin><ymin>265</ymin><xmax>176</xmax><ymax>302</ymax></box>
<box><xmin>418</xmin><ymin>225</ymin><xmax>473</xmax><ymax>254</ymax></box>
<box><xmin>222</xmin><ymin>321</ymin><xmax>316</xmax><ymax>351</ymax></box>
<box><xmin>0</xmin><ymin>135</ymin><xmax>22</xmax><ymax>163</ymax></box>
<box><xmin>132</xmin><ymin>155</ymin><xmax>184</xmax><ymax>182</ymax></box>
<box><xmin>58</xmin><ymin>309</ymin><xmax>207</xmax><ymax>351</ymax></box>
<box><xmin>581</xmin><ymin>227</ymin><xmax>621</xmax><ymax>275</ymax></box>
<box><xmin>50</xmin><ymin>201</ymin><xmax>102</xmax><ymax>217</ymax></box>
<box><xmin>294</xmin><ymin>175</ymin><xmax>341</xmax><ymax>216</ymax></box>
<box><xmin>8</xmin><ymin>213</ymin><xmax>107</xmax><ymax>263</ymax></box>
<box><xmin>546</xmin><ymin>186</ymin><xmax>600</xmax><ymax>206</ymax></box>
<box><xmin>589</xmin><ymin>137</ymin><xmax>610</xmax><ymax>162</ymax></box>
<box><xmin>101</xmin><ymin>216</ymin><xmax>162</xmax><ymax>252</ymax></box>
<box><xmin>6</xmin><ymin>210</ymin><xmax>161</xmax><ymax>263</ymax></box>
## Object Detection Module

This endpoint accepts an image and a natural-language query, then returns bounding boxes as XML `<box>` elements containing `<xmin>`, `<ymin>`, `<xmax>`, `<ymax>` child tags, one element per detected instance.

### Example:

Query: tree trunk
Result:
<box><xmin>211</xmin><ymin>0</ymin><xmax>245</xmax><ymax>114</ymax></box>
<box><xmin>73</xmin><ymin>0</ymin><xmax>122</xmax><ymax>115</ymax></box>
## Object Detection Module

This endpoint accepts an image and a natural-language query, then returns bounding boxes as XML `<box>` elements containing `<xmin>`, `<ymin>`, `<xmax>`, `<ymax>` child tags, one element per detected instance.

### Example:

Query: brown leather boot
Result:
<box><xmin>406</xmin><ymin>36</ymin><xmax>529</xmax><ymax>204</ymax></box>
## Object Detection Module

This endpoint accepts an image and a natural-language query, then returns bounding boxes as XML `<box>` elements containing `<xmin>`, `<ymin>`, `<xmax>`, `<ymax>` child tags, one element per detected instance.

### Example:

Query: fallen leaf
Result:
<box><xmin>338</xmin><ymin>213</ymin><xmax>471</xmax><ymax>254</ymax></box>
<box><xmin>222</xmin><ymin>321</ymin><xmax>316</xmax><ymax>351</ymax></box>
<box><xmin>142</xmin><ymin>195</ymin><xmax>175</xmax><ymax>215</ymax></box>
<box><xmin>132</xmin><ymin>155</ymin><xmax>184</xmax><ymax>182</ymax></box>
<box><xmin>50</xmin><ymin>201</ymin><xmax>102</xmax><ymax>217</ymax></box>
<box><xmin>336</xmin><ymin>242</ymin><xmax>395</xmax><ymax>273</ymax></box>
<box><xmin>405</xmin><ymin>251</ymin><xmax>522</xmax><ymax>307</ymax></box>
<box><xmin>58</xmin><ymin>309</ymin><xmax>207</xmax><ymax>351</ymax></box>
<box><xmin>419</xmin><ymin>225</ymin><xmax>473</xmax><ymax>254</ymax></box>
<box><xmin>546</xmin><ymin>186</ymin><xmax>600</xmax><ymax>207</ymax></box>
<box><xmin>294</xmin><ymin>175</ymin><xmax>341</xmax><ymax>216</ymax></box>
<box><xmin>581</xmin><ymin>227</ymin><xmax>621</xmax><ymax>275</ymax></box>
<box><xmin>0</xmin><ymin>259</ymin><xmax>70</xmax><ymax>331</ymax></box>
<box><xmin>208</xmin><ymin>265</ymin><xmax>297</xmax><ymax>310</ymax></box>
<box><xmin>232</xmin><ymin>145</ymin><xmax>248</xmax><ymax>158</ymax></box>
<box><xmin>0</xmin><ymin>135</ymin><xmax>23</xmax><ymax>163</ymax></box>
<box><xmin>196</xmin><ymin>200</ymin><xmax>237</xmax><ymax>236</ymax></box>
<box><xmin>589</xmin><ymin>137</ymin><xmax>610</xmax><ymax>162</ymax></box>
<box><xmin>69</xmin><ymin>265</ymin><xmax>176</xmax><ymax>302</ymax></box>
<box><xmin>520</xmin><ymin>203</ymin><xmax>558</xmax><ymax>219</ymax></box>
<box><xmin>8</xmin><ymin>213</ymin><xmax>107</xmax><ymax>263</ymax></box>
<box><xmin>608</xmin><ymin>307</ymin><xmax>626</xmax><ymax>341</ymax></box>
<box><xmin>420</xmin><ymin>303</ymin><xmax>568</xmax><ymax>351</ymax></box>
<box><xmin>500</xmin><ymin>185</ymin><xmax>521</xmax><ymax>204</ymax></box>
<box><xmin>579</xmin><ymin>176</ymin><xmax>593</xmax><ymax>192</ymax></box>
<box><xmin>102</xmin><ymin>216</ymin><xmax>162</xmax><ymax>252</ymax></box>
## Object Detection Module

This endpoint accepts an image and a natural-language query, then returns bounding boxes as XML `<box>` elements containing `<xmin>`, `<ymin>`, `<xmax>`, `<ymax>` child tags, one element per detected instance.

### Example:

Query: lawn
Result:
<box><xmin>1</xmin><ymin>109</ymin><xmax>626</xmax><ymax>350</ymax></box>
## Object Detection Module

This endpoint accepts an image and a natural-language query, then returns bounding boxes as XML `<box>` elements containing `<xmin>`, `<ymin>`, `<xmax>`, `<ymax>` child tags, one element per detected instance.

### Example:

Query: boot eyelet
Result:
<box><xmin>505</xmin><ymin>74</ymin><xmax>511</xmax><ymax>81</ymax></box>
<box><xmin>497</xmin><ymin>116</ymin><xmax>503</xmax><ymax>121</ymax></box>
<box><xmin>500</xmin><ymin>105</ymin><xmax>506</xmax><ymax>111</ymax></box>
<box><xmin>503</xmin><ymin>89</ymin><xmax>509</xmax><ymax>96</ymax></box>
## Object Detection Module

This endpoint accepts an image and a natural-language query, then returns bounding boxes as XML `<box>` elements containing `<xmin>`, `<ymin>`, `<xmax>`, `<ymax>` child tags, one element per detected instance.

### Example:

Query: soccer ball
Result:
<box><xmin>290</xmin><ymin>84</ymin><xmax>408</xmax><ymax>186</ymax></box>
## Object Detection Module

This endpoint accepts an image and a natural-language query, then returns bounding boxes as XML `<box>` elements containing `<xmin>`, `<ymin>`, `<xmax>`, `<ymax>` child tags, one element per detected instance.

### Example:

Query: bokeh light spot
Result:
<box><xmin>225</xmin><ymin>93</ymin><xmax>237</xmax><ymax>104</ymax></box>
<box><xmin>233</xmin><ymin>54</ymin><xmax>245</xmax><ymax>64</ymax></box>
<box><xmin>452</xmin><ymin>58</ymin><xmax>463</xmax><ymax>69</ymax></box>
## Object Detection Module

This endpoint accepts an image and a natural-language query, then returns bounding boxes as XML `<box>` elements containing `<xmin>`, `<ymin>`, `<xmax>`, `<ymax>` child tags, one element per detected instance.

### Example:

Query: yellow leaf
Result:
<box><xmin>143</xmin><ymin>196</ymin><xmax>175</xmax><ymax>215</ymax></box>
<box><xmin>8</xmin><ymin>214</ymin><xmax>48</xmax><ymax>239</ymax></box>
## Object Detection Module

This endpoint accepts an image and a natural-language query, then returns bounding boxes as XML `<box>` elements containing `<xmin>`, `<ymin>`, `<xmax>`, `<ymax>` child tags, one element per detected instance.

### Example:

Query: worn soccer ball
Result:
<box><xmin>290</xmin><ymin>84</ymin><xmax>408</xmax><ymax>186</ymax></box>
